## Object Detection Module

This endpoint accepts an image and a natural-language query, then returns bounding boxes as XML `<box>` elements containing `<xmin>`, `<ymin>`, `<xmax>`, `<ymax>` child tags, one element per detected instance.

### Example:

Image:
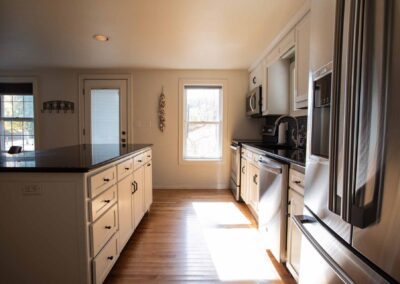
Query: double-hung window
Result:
<box><xmin>183</xmin><ymin>85</ymin><xmax>223</xmax><ymax>161</ymax></box>
<box><xmin>0</xmin><ymin>82</ymin><xmax>35</xmax><ymax>152</ymax></box>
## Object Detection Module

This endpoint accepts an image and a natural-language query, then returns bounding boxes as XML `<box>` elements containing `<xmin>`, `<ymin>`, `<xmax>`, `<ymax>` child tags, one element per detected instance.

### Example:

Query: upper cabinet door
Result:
<box><xmin>294</xmin><ymin>13</ymin><xmax>311</xmax><ymax>109</ymax></box>
<box><xmin>249</xmin><ymin>64</ymin><xmax>263</xmax><ymax>90</ymax></box>
<box><xmin>309</xmin><ymin>0</ymin><xmax>336</xmax><ymax>72</ymax></box>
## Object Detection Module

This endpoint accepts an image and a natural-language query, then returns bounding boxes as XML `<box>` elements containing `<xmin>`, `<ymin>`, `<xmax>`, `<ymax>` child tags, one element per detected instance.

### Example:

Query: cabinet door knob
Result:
<box><xmin>103</xmin><ymin>178</ymin><xmax>110</xmax><ymax>182</ymax></box>
<box><xmin>138</xmin><ymin>160</ymin><xmax>142</xmax><ymax>163</ymax></box>
<box><xmin>107</xmin><ymin>256</ymin><xmax>114</xmax><ymax>260</ymax></box>
<box><xmin>147</xmin><ymin>163</ymin><xmax>151</xmax><ymax>167</ymax></box>
<box><xmin>105</xmin><ymin>226</ymin><xmax>112</xmax><ymax>229</ymax></box>
<box><xmin>103</xmin><ymin>199</ymin><xmax>111</xmax><ymax>203</ymax></box>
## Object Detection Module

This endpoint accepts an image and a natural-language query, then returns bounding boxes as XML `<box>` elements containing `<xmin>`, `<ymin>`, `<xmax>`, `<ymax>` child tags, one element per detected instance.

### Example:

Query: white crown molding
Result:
<box><xmin>248</xmin><ymin>0</ymin><xmax>311</xmax><ymax>72</ymax></box>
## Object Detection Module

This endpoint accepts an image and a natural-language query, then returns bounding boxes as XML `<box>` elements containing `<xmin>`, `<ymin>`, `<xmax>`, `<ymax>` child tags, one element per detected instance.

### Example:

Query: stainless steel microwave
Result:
<box><xmin>246</xmin><ymin>85</ymin><xmax>262</xmax><ymax>116</ymax></box>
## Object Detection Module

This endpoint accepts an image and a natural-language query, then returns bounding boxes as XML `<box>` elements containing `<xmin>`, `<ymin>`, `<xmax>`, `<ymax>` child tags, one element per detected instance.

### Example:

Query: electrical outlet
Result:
<box><xmin>21</xmin><ymin>184</ymin><xmax>43</xmax><ymax>196</ymax></box>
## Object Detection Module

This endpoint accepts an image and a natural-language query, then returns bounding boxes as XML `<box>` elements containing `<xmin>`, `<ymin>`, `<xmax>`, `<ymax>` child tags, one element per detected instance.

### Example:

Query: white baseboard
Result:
<box><xmin>154</xmin><ymin>184</ymin><xmax>229</xmax><ymax>190</ymax></box>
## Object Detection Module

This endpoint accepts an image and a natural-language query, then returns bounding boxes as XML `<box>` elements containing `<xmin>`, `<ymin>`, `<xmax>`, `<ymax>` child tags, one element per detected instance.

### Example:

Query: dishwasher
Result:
<box><xmin>257</xmin><ymin>155</ymin><xmax>288</xmax><ymax>263</ymax></box>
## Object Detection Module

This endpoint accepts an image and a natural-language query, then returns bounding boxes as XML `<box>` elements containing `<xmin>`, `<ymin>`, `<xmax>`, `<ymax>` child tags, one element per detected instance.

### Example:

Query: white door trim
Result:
<box><xmin>78</xmin><ymin>74</ymin><xmax>133</xmax><ymax>145</ymax></box>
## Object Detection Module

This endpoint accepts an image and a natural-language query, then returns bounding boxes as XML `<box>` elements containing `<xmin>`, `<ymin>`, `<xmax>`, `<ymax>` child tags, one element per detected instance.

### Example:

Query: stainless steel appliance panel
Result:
<box><xmin>295</xmin><ymin>210</ymin><xmax>389</xmax><ymax>284</ymax></box>
<box><xmin>258</xmin><ymin>156</ymin><xmax>288</xmax><ymax>262</ymax></box>
<box><xmin>230</xmin><ymin>143</ymin><xmax>241</xmax><ymax>201</ymax></box>
<box><xmin>246</xmin><ymin>86</ymin><xmax>262</xmax><ymax>116</ymax></box>
<box><xmin>350</xmin><ymin>0</ymin><xmax>400</xmax><ymax>281</ymax></box>
<box><xmin>305</xmin><ymin>64</ymin><xmax>351</xmax><ymax>243</ymax></box>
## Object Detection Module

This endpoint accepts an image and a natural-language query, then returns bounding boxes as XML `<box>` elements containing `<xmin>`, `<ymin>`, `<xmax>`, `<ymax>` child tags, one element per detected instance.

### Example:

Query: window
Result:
<box><xmin>183</xmin><ymin>85</ymin><xmax>223</xmax><ymax>160</ymax></box>
<box><xmin>0</xmin><ymin>82</ymin><xmax>35</xmax><ymax>152</ymax></box>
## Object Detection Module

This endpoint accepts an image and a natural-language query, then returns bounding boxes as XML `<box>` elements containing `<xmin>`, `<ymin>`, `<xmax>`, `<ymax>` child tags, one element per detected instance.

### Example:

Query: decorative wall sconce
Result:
<box><xmin>158</xmin><ymin>86</ymin><xmax>166</xmax><ymax>132</ymax></box>
<box><xmin>41</xmin><ymin>100</ymin><xmax>74</xmax><ymax>113</ymax></box>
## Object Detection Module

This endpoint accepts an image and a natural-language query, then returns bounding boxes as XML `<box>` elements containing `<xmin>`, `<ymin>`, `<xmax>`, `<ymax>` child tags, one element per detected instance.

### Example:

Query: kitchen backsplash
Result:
<box><xmin>261</xmin><ymin>115</ymin><xmax>307</xmax><ymax>149</ymax></box>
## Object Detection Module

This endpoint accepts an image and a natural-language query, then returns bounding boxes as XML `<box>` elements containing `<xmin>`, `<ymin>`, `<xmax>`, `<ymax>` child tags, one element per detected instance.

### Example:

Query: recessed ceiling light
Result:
<box><xmin>93</xmin><ymin>34</ymin><xmax>109</xmax><ymax>42</ymax></box>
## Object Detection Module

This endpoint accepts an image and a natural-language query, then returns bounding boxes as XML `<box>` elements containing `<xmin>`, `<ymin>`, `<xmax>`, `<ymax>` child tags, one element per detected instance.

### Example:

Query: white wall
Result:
<box><xmin>0</xmin><ymin>69</ymin><xmax>262</xmax><ymax>189</ymax></box>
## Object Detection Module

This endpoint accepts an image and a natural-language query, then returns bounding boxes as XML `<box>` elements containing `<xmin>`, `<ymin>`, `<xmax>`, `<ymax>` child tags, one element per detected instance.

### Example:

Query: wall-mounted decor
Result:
<box><xmin>158</xmin><ymin>86</ymin><xmax>166</xmax><ymax>132</ymax></box>
<box><xmin>41</xmin><ymin>100</ymin><xmax>74</xmax><ymax>113</ymax></box>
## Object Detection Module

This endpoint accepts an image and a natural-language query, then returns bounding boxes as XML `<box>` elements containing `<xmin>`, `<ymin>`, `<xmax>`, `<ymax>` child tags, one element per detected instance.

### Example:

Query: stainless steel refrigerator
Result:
<box><xmin>296</xmin><ymin>0</ymin><xmax>400</xmax><ymax>282</ymax></box>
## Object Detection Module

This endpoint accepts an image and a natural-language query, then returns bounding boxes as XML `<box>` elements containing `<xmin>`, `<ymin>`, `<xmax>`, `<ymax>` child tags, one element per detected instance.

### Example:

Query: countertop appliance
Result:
<box><xmin>246</xmin><ymin>85</ymin><xmax>262</xmax><ymax>116</ymax></box>
<box><xmin>297</xmin><ymin>0</ymin><xmax>399</xmax><ymax>282</ymax></box>
<box><xmin>230</xmin><ymin>139</ymin><xmax>262</xmax><ymax>201</ymax></box>
<box><xmin>258</xmin><ymin>155</ymin><xmax>288</xmax><ymax>263</ymax></box>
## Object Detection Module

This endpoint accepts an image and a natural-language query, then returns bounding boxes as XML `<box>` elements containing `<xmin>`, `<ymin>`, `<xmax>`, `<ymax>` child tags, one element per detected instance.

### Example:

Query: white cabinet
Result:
<box><xmin>286</xmin><ymin>169</ymin><xmax>305</xmax><ymax>281</ymax></box>
<box><xmin>249</xmin><ymin>64</ymin><xmax>263</xmax><ymax>90</ymax></box>
<box><xmin>133</xmin><ymin>166</ymin><xmax>145</xmax><ymax>229</ymax></box>
<box><xmin>279</xmin><ymin>30</ymin><xmax>296</xmax><ymax>57</ymax></box>
<box><xmin>263</xmin><ymin>59</ymin><xmax>290</xmax><ymax>115</ymax></box>
<box><xmin>248</xmin><ymin>162</ymin><xmax>260</xmax><ymax>214</ymax></box>
<box><xmin>294</xmin><ymin>13</ymin><xmax>311</xmax><ymax>109</ymax></box>
<box><xmin>240</xmin><ymin>157</ymin><xmax>249</xmax><ymax>203</ymax></box>
<box><xmin>309</xmin><ymin>0</ymin><xmax>336</xmax><ymax>72</ymax></box>
<box><xmin>144</xmin><ymin>160</ymin><xmax>153</xmax><ymax>211</ymax></box>
<box><xmin>117</xmin><ymin>175</ymin><xmax>134</xmax><ymax>247</ymax></box>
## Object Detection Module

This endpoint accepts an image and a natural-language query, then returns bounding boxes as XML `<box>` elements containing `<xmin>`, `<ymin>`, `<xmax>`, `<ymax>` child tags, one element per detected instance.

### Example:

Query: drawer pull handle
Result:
<box><xmin>125</xmin><ymin>167</ymin><xmax>130</xmax><ymax>170</ymax></box>
<box><xmin>147</xmin><ymin>155</ymin><xmax>151</xmax><ymax>158</ymax></box>
<box><xmin>105</xmin><ymin>225</ymin><xmax>112</xmax><ymax>229</ymax></box>
<box><xmin>103</xmin><ymin>178</ymin><xmax>110</xmax><ymax>182</ymax></box>
<box><xmin>103</xmin><ymin>200</ymin><xmax>111</xmax><ymax>203</ymax></box>
<box><xmin>147</xmin><ymin>163</ymin><xmax>151</xmax><ymax>167</ymax></box>
<box><xmin>138</xmin><ymin>160</ymin><xmax>142</xmax><ymax>163</ymax></box>
<box><xmin>107</xmin><ymin>256</ymin><xmax>114</xmax><ymax>260</ymax></box>
<box><xmin>294</xmin><ymin>180</ymin><xmax>301</xmax><ymax>184</ymax></box>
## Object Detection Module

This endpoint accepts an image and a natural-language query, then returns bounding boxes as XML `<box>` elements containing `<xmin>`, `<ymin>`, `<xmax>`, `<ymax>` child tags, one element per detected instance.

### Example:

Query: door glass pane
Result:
<box><xmin>91</xmin><ymin>89</ymin><xmax>120</xmax><ymax>144</ymax></box>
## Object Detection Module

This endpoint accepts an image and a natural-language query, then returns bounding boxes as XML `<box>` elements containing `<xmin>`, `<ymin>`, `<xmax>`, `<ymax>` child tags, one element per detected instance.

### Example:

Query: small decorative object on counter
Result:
<box><xmin>41</xmin><ymin>100</ymin><xmax>74</xmax><ymax>113</ymax></box>
<box><xmin>158</xmin><ymin>86</ymin><xmax>166</xmax><ymax>132</ymax></box>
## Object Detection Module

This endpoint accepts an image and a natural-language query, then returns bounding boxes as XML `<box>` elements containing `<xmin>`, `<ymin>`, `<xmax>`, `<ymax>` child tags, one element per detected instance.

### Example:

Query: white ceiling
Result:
<box><xmin>0</xmin><ymin>0</ymin><xmax>306</xmax><ymax>70</ymax></box>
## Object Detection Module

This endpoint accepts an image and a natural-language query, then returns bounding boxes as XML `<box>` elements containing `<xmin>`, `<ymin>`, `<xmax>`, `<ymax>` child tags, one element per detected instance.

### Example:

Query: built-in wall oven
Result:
<box><xmin>246</xmin><ymin>85</ymin><xmax>262</xmax><ymax>116</ymax></box>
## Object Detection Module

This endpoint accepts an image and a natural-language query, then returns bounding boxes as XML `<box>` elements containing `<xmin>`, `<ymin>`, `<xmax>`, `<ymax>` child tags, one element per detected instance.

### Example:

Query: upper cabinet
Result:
<box><xmin>249</xmin><ymin>64</ymin><xmax>263</xmax><ymax>90</ymax></box>
<box><xmin>294</xmin><ymin>13</ymin><xmax>310</xmax><ymax>109</ymax></box>
<box><xmin>249</xmin><ymin>5</ymin><xmax>311</xmax><ymax>115</ymax></box>
<box><xmin>309</xmin><ymin>0</ymin><xmax>336</xmax><ymax>72</ymax></box>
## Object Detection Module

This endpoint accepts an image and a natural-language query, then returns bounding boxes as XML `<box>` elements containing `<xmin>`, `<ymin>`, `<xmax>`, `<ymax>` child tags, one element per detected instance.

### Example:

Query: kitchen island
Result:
<box><xmin>0</xmin><ymin>144</ymin><xmax>153</xmax><ymax>284</ymax></box>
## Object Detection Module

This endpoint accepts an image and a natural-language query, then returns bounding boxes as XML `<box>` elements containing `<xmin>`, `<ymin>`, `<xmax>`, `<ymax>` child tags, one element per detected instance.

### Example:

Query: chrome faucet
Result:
<box><xmin>272</xmin><ymin>115</ymin><xmax>299</xmax><ymax>148</ymax></box>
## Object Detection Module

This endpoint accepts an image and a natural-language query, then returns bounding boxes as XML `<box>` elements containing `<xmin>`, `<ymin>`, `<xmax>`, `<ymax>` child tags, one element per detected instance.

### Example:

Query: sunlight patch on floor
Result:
<box><xmin>192</xmin><ymin>202</ymin><xmax>281</xmax><ymax>282</ymax></box>
<box><xmin>192</xmin><ymin>202</ymin><xmax>251</xmax><ymax>226</ymax></box>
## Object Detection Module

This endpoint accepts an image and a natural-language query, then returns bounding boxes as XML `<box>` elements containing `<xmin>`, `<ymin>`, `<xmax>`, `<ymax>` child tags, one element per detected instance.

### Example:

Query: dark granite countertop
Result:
<box><xmin>242</xmin><ymin>142</ymin><xmax>305</xmax><ymax>167</ymax></box>
<box><xmin>0</xmin><ymin>144</ymin><xmax>152</xmax><ymax>173</ymax></box>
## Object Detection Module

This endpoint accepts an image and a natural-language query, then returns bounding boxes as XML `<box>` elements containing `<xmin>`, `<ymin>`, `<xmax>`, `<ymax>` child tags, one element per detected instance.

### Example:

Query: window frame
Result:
<box><xmin>178</xmin><ymin>79</ymin><xmax>228</xmax><ymax>165</ymax></box>
<box><xmin>0</xmin><ymin>77</ymin><xmax>39</xmax><ymax>152</ymax></box>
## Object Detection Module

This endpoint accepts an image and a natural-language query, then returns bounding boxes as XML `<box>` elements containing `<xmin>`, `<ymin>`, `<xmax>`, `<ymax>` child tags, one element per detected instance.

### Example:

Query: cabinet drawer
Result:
<box><xmin>89</xmin><ymin>166</ymin><xmax>117</xmax><ymax>198</ymax></box>
<box><xmin>117</xmin><ymin>158</ymin><xmax>133</xmax><ymax>181</ymax></box>
<box><xmin>289</xmin><ymin>169</ymin><xmax>305</xmax><ymax>195</ymax></box>
<box><xmin>90</xmin><ymin>204</ymin><xmax>118</xmax><ymax>257</ymax></box>
<box><xmin>92</xmin><ymin>233</ymin><xmax>119</xmax><ymax>284</ymax></box>
<box><xmin>133</xmin><ymin>153</ymin><xmax>144</xmax><ymax>170</ymax></box>
<box><xmin>89</xmin><ymin>185</ymin><xmax>118</xmax><ymax>222</ymax></box>
<box><xmin>143</xmin><ymin>150</ymin><xmax>152</xmax><ymax>163</ymax></box>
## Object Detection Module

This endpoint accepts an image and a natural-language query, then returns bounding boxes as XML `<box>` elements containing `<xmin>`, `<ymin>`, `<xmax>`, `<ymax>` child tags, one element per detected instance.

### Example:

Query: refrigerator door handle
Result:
<box><xmin>292</xmin><ymin>215</ymin><xmax>354</xmax><ymax>284</ymax></box>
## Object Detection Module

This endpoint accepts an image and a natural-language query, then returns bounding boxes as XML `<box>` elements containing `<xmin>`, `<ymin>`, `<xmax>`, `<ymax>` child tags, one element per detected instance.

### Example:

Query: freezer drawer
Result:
<box><xmin>293</xmin><ymin>209</ymin><xmax>389</xmax><ymax>284</ymax></box>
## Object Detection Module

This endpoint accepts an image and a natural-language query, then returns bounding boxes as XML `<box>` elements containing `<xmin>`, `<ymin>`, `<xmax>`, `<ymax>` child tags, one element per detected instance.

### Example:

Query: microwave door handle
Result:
<box><xmin>250</xmin><ymin>94</ymin><xmax>256</xmax><ymax>112</ymax></box>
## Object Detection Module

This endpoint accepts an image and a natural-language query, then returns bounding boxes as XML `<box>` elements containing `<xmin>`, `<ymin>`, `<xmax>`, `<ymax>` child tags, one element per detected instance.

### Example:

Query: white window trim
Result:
<box><xmin>178</xmin><ymin>79</ymin><xmax>228</xmax><ymax>165</ymax></box>
<box><xmin>0</xmin><ymin>77</ymin><xmax>39</xmax><ymax>151</ymax></box>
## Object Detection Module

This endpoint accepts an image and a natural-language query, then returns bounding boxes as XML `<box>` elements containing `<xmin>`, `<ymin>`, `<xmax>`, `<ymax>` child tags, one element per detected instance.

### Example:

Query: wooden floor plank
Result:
<box><xmin>105</xmin><ymin>188</ymin><xmax>294</xmax><ymax>284</ymax></box>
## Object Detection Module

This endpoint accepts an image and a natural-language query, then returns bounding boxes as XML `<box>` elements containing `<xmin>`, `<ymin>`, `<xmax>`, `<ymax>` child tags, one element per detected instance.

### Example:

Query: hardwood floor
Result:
<box><xmin>106</xmin><ymin>188</ymin><xmax>295</xmax><ymax>283</ymax></box>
